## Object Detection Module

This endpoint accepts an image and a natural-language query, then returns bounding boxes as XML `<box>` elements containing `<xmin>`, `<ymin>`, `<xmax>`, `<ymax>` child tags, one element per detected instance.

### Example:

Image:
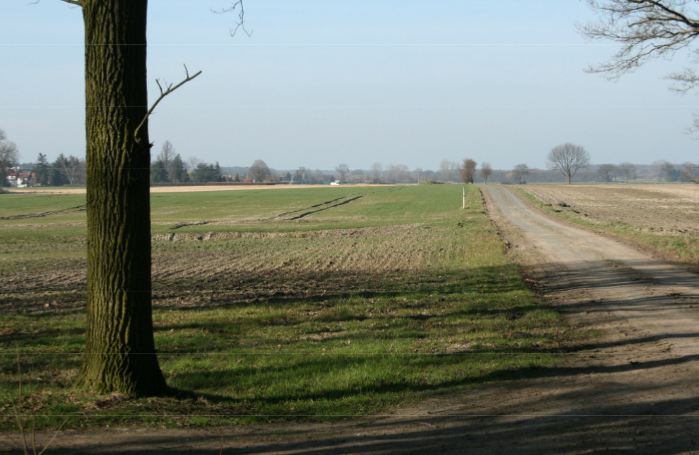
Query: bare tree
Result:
<box><xmin>370</xmin><ymin>162</ymin><xmax>383</xmax><ymax>183</ymax></box>
<box><xmin>661</xmin><ymin>161</ymin><xmax>676</xmax><ymax>181</ymax></box>
<box><xmin>413</xmin><ymin>167</ymin><xmax>423</xmax><ymax>183</ymax></box>
<box><xmin>186</xmin><ymin>156</ymin><xmax>201</xmax><ymax>172</ymax></box>
<box><xmin>681</xmin><ymin>162</ymin><xmax>699</xmax><ymax>182</ymax></box>
<box><xmin>580</xmin><ymin>0</ymin><xmax>699</xmax><ymax>131</ymax></box>
<box><xmin>249</xmin><ymin>159</ymin><xmax>271</xmax><ymax>183</ymax></box>
<box><xmin>650</xmin><ymin>160</ymin><xmax>676</xmax><ymax>181</ymax></box>
<box><xmin>461</xmin><ymin>159</ymin><xmax>477</xmax><ymax>184</ymax></box>
<box><xmin>386</xmin><ymin>164</ymin><xmax>399</xmax><ymax>183</ymax></box>
<box><xmin>157</xmin><ymin>140</ymin><xmax>175</xmax><ymax>171</ymax></box>
<box><xmin>512</xmin><ymin>164</ymin><xmax>531</xmax><ymax>184</ymax></box>
<box><xmin>399</xmin><ymin>164</ymin><xmax>410</xmax><ymax>182</ymax></box>
<box><xmin>547</xmin><ymin>143</ymin><xmax>591</xmax><ymax>184</ymax></box>
<box><xmin>618</xmin><ymin>162</ymin><xmax>636</xmax><ymax>183</ymax></box>
<box><xmin>0</xmin><ymin>128</ymin><xmax>19</xmax><ymax>189</ymax></box>
<box><xmin>479</xmin><ymin>162</ymin><xmax>493</xmax><ymax>184</ymax></box>
<box><xmin>335</xmin><ymin>164</ymin><xmax>350</xmax><ymax>183</ymax></box>
<box><xmin>294</xmin><ymin>166</ymin><xmax>308</xmax><ymax>184</ymax></box>
<box><xmin>55</xmin><ymin>154</ymin><xmax>85</xmax><ymax>185</ymax></box>
<box><xmin>597</xmin><ymin>164</ymin><xmax>617</xmax><ymax>182</ymax></box>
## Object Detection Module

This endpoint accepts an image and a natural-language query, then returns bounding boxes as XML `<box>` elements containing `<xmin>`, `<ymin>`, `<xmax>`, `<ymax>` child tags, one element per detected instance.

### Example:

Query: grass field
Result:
<box><xmin>0</xmin><ymin>185</ymin><xmax>577</xmax><ymax>430</ymax></box>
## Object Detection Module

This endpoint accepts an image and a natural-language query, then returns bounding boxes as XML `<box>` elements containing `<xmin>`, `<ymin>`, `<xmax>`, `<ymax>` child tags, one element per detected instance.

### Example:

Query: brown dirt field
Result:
<box><xmin>1</xmin><ymin>224</ymin><xmax>434</xmax><ymax>314</ymax></box>
<box><xmin>5</xmin><ymin>184</ymin><xmax>389</xmax><ymax>195</ymax></box>
<box><xmin>521</xmin><ymin>183</ymin><xmax>699</xmax><ymax>237</ymax></box>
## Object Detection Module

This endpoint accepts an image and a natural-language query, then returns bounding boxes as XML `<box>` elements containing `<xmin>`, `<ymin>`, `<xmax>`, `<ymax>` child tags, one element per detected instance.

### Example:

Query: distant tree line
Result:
<box><xmin>8</xmin><ymin>135</ymin><xmax>696</xmax><ymax>189</ymax></box>
<box><xmin>150</xmin><ymin>141</ymin><xmax>225</xmax><ymax>184</ymax></box>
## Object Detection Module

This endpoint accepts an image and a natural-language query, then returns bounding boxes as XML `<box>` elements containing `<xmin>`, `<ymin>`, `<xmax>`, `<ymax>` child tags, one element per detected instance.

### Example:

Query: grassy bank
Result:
<box><xmin>1</xmin><ymin>185</ymin><xmax>576</xmax><ymax>429</ymax></box>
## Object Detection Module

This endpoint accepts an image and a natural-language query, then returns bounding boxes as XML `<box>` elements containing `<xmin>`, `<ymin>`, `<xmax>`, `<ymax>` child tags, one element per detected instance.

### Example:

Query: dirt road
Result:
<box><xmin>9</xmin><ymin>186</ymin><xmax>699</xmax><ymax>454</ymax></box>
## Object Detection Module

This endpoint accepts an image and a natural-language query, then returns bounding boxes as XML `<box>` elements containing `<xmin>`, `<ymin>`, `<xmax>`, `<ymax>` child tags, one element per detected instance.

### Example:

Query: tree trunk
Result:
<box><xmin>74</xmin><ymin>0</ymin><xmax>167</xmax><ymax>397</ymax></box>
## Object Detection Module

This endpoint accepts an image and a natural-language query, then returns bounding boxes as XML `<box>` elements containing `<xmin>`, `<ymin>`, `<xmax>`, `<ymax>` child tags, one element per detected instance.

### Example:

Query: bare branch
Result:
<box><xmin>579</xmin><ymin>0</ymin><xmax>699</xmax><ymax>80</ymax></box>
<box><xmin>30</xmin><ymin>0</ymin><xmax>82</xmax><ymax>7</ymax></box>
<box><xmin>681</xmin><ymin>162</ymin><xmax>699</xmax><ymax>182</ymax></box>
<box><xmin>134</xmin><ymin>65</ymin><xmax>202</xmax><ymax>144</ymax></box>
<box><xmin>212</xmin><ymin>0</ymin><xmax>253</xmax><ymax>37</ymax></box>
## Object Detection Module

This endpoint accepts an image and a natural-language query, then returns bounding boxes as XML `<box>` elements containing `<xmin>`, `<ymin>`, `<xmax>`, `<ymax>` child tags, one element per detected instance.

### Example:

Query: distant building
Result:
<box><xmin>5</xmin><ymin>168</ymin><xmax>34</xmax><ymax>187</ymax></box>
<box><xmin>330</xmin><ymin>181</ymin><xmax>341</xmax><ymax>186</ymax></box>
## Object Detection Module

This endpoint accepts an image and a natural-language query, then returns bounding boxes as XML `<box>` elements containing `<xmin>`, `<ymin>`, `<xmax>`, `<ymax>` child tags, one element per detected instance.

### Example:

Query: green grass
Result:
<box><xmin>516</xmin><ymin>188</ymin><xmax>699</xmax><ymax>264</ymax></box>
<box><xmin>0</xmin><ymin>185</ymin><xmax>578</xmax><ymax>430</ymax></box>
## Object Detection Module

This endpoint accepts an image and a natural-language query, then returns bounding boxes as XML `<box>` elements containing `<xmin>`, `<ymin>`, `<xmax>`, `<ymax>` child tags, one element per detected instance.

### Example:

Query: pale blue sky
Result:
<box><xmin>2</xmin><ymin>0</ymin><xmax>698</xmax><ymax>170</ymax></box>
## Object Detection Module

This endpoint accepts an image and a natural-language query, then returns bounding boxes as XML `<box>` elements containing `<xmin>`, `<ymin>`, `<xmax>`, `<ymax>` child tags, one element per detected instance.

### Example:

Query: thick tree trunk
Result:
<box><xmin>74</xmin><ymin>0</ymin><xmax>167</xmax><ymax>397</ymax></box>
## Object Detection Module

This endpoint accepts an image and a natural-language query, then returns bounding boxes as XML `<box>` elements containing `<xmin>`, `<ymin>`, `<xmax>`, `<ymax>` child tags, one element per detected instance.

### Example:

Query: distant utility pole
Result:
<box><xmin>463</xmin><ymin>187</ymin><xmax>466</xmax><ymax>209</ymax></box>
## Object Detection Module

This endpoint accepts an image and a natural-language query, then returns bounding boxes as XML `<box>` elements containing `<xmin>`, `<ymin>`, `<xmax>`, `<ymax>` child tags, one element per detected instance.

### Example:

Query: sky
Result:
<box><xmin>2</xmin><ymin>0</ymin><xmax>699</xmax><ymax>170</ymax></box>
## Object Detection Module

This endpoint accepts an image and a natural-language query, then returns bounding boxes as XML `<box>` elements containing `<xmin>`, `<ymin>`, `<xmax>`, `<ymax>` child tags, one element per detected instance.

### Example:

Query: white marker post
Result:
<box><xmin>463</xmin><ymin>187</ymin><xmax>466</xmax><ymax>209</ymax></box>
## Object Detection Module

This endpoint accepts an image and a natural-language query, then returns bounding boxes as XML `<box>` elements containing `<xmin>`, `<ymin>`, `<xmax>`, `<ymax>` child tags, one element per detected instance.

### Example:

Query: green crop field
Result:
<box><xmin>0</xmin><ymin>185</ymin><xmax>578</xmax><ymax>429</ymax></box>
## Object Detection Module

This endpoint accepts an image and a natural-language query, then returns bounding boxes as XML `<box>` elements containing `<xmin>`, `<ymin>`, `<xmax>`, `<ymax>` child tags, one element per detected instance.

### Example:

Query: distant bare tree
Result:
<box><xmin>393</xmin><ymin>164</ymin><xmax>409</xmax><ymax>183</ymax></box>
<box><xmin>450</xmin><ymin>161</ymin><xmax>459</xmax><ymax>182</ymax></box>
<box><xmin>529</xmin><ymin>168</ymin><xmax>539</xmax><ymax>182</ymax></box>
<box><xmin>662</xmin><ymin>162</ymin><xmax>676</xmax><ymax>181</ymax></box>
<box><xmin>618</xmin><ymin>162</ymin><xmax>636</xmax><ymax>183</ymax></box>
<box><xmin>56</xmin><ymin>154</ymin><xmax>85</xmax><ymax>185</ymax></box>
<box><xmin>681</xmin><ymin>162</ymin><xmax>699</xmax><ymax>182</ymax></box>
<box><xmin>651</xmin><ymin>160</ymin><xmax>675</xmax><ymax>181</ymax></box>
<box><xmin>249</xmin><ymin>159</ymin><xmax>271</xmax><ymax>183</ymax></box>
<box><xmin>370</xmin><ymin>162</ymin><xmax>383</xmax><ymax>183</ymax></box>
<box><xmin>335</xmin><ymin>164</ymin><xmax>350</xmax><ymax>183</ymax></box>
<box><xmin>579</xmin><ymin>0</ymin><xmax>699</xmax><ymax>131</ymax></box>
<box><xmin>439</xmin><ymin>160</ymin><xmax>451</xmax><ymax>181</ymax></box>
<box><xmin>349</xmin><ymin>169</ymin><xmax>364</xmax><ymax>183</ymax></box>
<box><xmin>186</xmin><ymin>156</ymin><xmax>201</xmax><ymax>172</ymax></box>
<box><xmin>157</xmin><ymin>141</ymin><xmax>175</xmax><ymax>171</ymax></box>
<box><xmin>0</xmin><ymin>128</ymin><xmax>19</xmax><ymax>189</ymax></box>
<box><xmin>597</xmin><ymin>164</ymin><xmax>617</xmax><ymax>182</ymax></box>
<box><xmin>295</xmin><ymin>166</ymin><xmax>308</xmax><ymax>184</ymax></box>
<box><xmin>386</xmin><ymin>164</ymin><xmax>399</xmax><ymax>183</ymax></box>
<box><xmin>461</xmin><ymin>159</ymin><xmax>477</xmax><ymax>184</ymax></box>
<box><xmin>479</xmin><ymin>162</ymin><xmax>493</xmax><ymax>184</ymax></box>
<box><xmin>413</xmin><ymin>167</ymin><xmax>423</xmax><ymax>183</ymax></box>
<box><xmin>547</xmin><ymin>143</ymin><xmax>591</xmax><ymax>184</ymax></box>
<box><xmin>512</xmin><ymin>164</ymin><xmax>530</xmax><ymax>184</ymax></box>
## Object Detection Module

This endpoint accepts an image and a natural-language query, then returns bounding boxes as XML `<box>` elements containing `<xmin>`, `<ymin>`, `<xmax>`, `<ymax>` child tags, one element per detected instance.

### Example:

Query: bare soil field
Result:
<box><xmin>519</xmin><ymin>183</ymin><xmax>699</xmax><ymax>264</ymax></box>
<box><xmin>522</xmin><ymin>183</ymin><xmax>699</xmax><ymax>237</ymax></box>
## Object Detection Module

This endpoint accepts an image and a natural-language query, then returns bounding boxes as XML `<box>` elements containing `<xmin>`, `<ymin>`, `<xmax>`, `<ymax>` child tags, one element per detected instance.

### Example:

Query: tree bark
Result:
<box><xmin>74</xmin><ymin>0</ymin><xmax>167</xmax><ymax>397</ymax></box>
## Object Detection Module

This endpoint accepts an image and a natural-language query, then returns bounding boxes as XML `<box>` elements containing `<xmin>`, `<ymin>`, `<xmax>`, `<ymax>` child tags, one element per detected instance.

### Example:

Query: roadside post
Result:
<box><xmin>463</xmin><ymin>187</ymin><xmax>466</xmax><ymax>209</ymax></box>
